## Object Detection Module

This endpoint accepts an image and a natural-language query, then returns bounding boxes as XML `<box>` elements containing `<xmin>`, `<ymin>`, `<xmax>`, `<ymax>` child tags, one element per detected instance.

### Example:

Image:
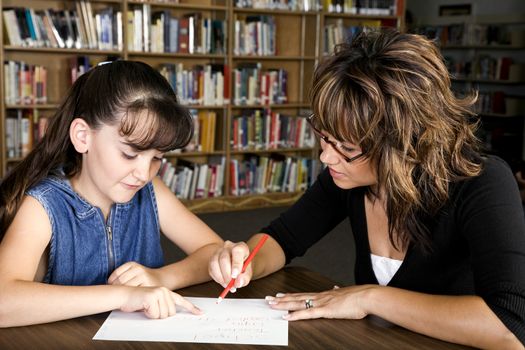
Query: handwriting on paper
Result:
<box><xmin>93</xmin><ymin>297</ymin><xmax>288</xmax><ymax>346</ymax></box>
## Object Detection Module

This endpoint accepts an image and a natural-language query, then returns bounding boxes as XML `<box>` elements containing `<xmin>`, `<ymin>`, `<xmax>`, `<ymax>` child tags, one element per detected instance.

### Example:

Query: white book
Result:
<box><xmin>183</xmin><ymin>168</ymin><xmax>194</xmax><ymax>199</ymax></box>
<box><xmin>189</xmin><ymin>165</ymin><xmax>199</xmax><ymax>200</ymax></box>
<box><xmin>133</xmin><ymin>8</ymin><xmax>142</xmax><ymax>51</ymax></box>
<box><xmin>142</xmin><ymin>4</ymin><xmax>150</xmax><ymax>52</ymax></box>
<box><xmin>195</xmin><ymin>164</ymin><xmax>209</xmax><ymax>198</ymax></box>
<box><xmin>84</xmin><ymin>1</ymin><xmax>98</xmax><ymax>49</ymax></box>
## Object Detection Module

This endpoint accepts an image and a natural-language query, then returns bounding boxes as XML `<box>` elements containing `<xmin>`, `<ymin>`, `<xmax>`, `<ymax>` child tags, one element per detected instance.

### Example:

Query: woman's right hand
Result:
<box><xmin>208</xmin><ymin>240</ymin><xmax>252</xmax><ymax>292</ymax></box>
<box><xmin>121</xmin><ymin>286</ymin><xmax>201</xmax><ymax>319</ymax></box>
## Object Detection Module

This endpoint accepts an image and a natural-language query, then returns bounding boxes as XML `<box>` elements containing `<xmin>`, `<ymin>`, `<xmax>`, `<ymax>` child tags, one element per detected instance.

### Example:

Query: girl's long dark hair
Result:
<box><xmin>0</xmin><ymin>61</ymin><xmax>193</xmax><ymax>237</ymax></box>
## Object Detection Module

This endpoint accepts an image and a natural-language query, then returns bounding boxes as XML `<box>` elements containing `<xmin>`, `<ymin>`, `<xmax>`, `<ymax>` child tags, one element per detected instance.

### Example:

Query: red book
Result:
<box><xmin>178</xmin><ymin>18</ymin><xmax>189</xmax><ymax>53</ymax></box>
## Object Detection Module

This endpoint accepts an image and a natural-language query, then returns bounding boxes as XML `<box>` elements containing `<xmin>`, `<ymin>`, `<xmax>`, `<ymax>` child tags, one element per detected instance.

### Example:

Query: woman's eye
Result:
<box><xmin>122</xmin><ymin>152</ymin><xmax>137</xmax><ymax>160</ymax></box>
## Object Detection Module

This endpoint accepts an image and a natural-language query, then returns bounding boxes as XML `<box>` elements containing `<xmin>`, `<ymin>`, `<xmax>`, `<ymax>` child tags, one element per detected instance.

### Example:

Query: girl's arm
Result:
<box><xmin>141</xmin><ymin>177</ymin><xmax>224</xmax><ymax>290</ymax></box>
<box><xmin>0</xmin><ymin>196</ymin><xmax>199</xmax><ymax>327</ymax></box>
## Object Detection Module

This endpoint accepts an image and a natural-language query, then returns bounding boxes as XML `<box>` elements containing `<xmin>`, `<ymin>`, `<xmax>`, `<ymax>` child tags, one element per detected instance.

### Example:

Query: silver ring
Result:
<box><xmin>305</xmin><ymin>299</ymin><xmax>314</xmax><ymax>309</ymax></box>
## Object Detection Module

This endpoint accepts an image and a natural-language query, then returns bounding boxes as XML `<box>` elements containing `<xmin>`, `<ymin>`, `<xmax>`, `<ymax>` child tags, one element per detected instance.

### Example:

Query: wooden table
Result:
<box><xmin>0</xmin><ymin>266</ymin><xmax>473</xmax><ymax>349</ymax></box>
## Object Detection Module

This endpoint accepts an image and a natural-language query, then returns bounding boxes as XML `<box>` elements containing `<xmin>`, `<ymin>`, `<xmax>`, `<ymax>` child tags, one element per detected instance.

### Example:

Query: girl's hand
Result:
<box><xmin>265</xmin><ymin>285</ymin><xmax>377</xmax><ymax>321</ymax></box>
<box><xmin>208</xmin><ymin>240</ymin><xmax>252</xmax><ymax>291</ymax></box>
<box><xmin>108</xmin><ymin>262</ymin><xmax>164</xmax><ymax>287</ymax></box>
<box><xmin>121</xmin><ymin>286</ymin><xmax>201</xmax><ymax>319</ymax></box>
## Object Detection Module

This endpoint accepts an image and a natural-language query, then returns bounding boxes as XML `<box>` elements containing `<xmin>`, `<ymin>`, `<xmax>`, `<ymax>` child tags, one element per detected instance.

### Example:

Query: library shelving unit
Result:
<box><xmin>1</xmin><ymin>0</ymin><xmax>405</xmax><ymax>213</ymax></box>
<box><xmin>413</xmin><ymin>14</ymin><xmax>525</xmax><ymax>170</ymax></box>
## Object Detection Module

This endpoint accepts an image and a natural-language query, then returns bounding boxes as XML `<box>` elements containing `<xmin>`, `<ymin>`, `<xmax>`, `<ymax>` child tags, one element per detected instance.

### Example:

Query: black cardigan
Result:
<box><xmin>262</xmin><ymin>156</ymin><xmax>525</xmax><ymax>344</ymax></box>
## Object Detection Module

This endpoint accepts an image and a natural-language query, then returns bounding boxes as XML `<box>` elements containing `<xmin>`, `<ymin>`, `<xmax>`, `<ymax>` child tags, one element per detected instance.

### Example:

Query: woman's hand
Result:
<box><xmin>208</xmin><ymin>240</ymin><xmax>252</xmax><ymax>292</ymax></box>
<box><xmin>121</xmin><ymin>286</ymin><xmax>201</xmax><ymax>319</ymax></box>
<box><xmin>265</xmin><ymin>285</ymin><xmax>377</xmax><ymax>321</ymax></box>
<box><xmin>108</xmin><ymin>261</ymin><xmax>164</xmax><ymax>287</ymax></box>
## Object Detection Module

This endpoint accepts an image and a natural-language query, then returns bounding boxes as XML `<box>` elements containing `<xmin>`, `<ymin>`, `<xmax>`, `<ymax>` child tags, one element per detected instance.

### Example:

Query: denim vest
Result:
<box><xmin>26</xmin><ymin>176</ymin><xmax>164</xmax><ymax>286</ymax></box>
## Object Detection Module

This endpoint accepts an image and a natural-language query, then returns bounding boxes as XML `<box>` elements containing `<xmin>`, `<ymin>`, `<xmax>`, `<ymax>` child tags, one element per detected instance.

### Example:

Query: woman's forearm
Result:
<box><xmin>364</xmin><ymin>286</ymin><xmax>522</xmax><ymax>349</ymax></box>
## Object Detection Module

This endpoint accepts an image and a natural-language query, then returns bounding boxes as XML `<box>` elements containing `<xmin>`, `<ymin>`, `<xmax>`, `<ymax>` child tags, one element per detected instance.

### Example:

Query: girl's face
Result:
<box><xmin>318</xmin><ymin>130</ymin><xmax>377</xmax><ymax>189</ymax></box>
<box><xmin>77</xmin><ymin>120</ymin><xmax>164</xmax><ymax>211</ymax></box>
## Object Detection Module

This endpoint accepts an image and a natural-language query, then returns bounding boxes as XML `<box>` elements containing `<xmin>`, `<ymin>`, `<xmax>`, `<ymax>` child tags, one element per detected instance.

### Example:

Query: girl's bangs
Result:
<box><xmin>119</xmin><ymin>108</ymin><xmax>187</xmax><ymax>152</ymax></box>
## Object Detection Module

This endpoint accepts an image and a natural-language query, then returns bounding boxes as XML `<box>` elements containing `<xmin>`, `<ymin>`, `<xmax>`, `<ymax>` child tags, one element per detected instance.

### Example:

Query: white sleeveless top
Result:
<box><xmin>370</xmin><ymin>253</ymin><xmax>403</xmax><ymax>286</ymax></box>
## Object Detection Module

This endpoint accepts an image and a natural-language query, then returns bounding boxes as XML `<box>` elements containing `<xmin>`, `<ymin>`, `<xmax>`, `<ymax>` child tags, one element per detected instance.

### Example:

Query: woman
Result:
<box><xmin>209</xmin><ymin>30</ymin><xmax>525</xmax><ymax>349</ymax></box>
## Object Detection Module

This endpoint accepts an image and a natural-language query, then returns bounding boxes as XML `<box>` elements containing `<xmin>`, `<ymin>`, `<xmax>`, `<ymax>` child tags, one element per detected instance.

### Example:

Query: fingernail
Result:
<box><xmin>333</xmin><ymin>285</ymin><xmax>340</xmax><ymax>289</ymax></box>
<box><xmin>265</xmin><ymin>296</ymin><xmax>275</xmax><ymax>301</ymax></box>
<box><xmin>230</xmin><ymin>287</ymin><xmax>237</xmax><ymax>293</ymax></box>
<box><xmin>276</xmin><ymin>293</ymin><xmax>285</xmax><ymax>297</ymax></box>
<box><xmin>231</xmin><ymin>269</ymin><xmax>239</xmax><ymax>278</ymax></box>
<box><xmin>283</xmin><ymin>314</ymin><xmax>290</xmax><ymax>320</ymax></box>
<box><xmin>268</xmin><ymin>300</ymin><xmax>277</xmax><ymax>305</ymax></box>
<box><xmin>237</xmin><ymin>277</ymin><xmax>244</xmax><ymax>287</ymax></box>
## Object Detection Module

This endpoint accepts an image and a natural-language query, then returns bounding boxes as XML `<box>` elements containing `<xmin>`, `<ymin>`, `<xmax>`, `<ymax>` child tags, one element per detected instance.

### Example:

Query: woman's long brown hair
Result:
<box><xmin>0</xmin><ymin>61</ymin><xmax>193</xmax><ymax>238</ymax></box>
<box><xmin>310</xmin><ymin>29</ymin><xmax>482</xmax><ymax>252</ymax></box>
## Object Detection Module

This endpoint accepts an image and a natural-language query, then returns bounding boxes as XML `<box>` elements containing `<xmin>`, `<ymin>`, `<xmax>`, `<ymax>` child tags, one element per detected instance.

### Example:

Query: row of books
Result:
<box><xmin>159</xmin><ymin>63</ymin><xmax>228</xmax><ymax>106</ymax></box>
<box><xmin>235</xmin><ymin>0</ymin><xmax>321</xmax><ymax>11</ymax></box>
<box><xmin>4</xmin><ymin>61</ymin><xmax>48</xmax><ymax>105</ymax></box>
<box><xmin>158</xmin><ymin>157</ymin><xmax>225</xmax><ymax>200</ymax></box>
<box><xmin>416</xmin><ymin>24</ymin><xmax>512</xmax><ymax>47</ymax></box>
<box><xmin>230</xmin><ymin>156</ymin><xmax>319</xmax><ymax>196</ymax></box>
<box><xmin>446</xmin><ymin>56</ymin><xmax>516</xmax><ymax>81</ymax></box>
<box><xmin>233</xmin><ymin>64</ymin><xmax>288</xmax><ymax>106</ymax></box>
<box><xmin>128</xmin><ymin>5</ymin><xmax>226</xmax><ymax>54</ymax></box>
<box><xmin>474</xmin><ymin>91</ymin><xmax>525</xmax><ymax>117</ymax></box>
<box><xmin>184</xmin><ymin>110</ymin><xmax>217</xmax><ymax>153</ymax></box>
<box><xmin>234</xmin><ymin>16</ymin><xmax>276</xmax><ymax>56</ymax></box>
<box><xmin>3</xmin><ymin>2</ymin><xmax>123</xmax><ymax>50</ymax></box>
<box><xmin>231</xmin><ymin>111</ymin><xmax>315</xmax><ymax>150</ymax></box>
<box><xmin>323</xmin><ymin>0</ymin><xmax>397</xmax><ymax>15</ymax></box>
<box><xmin>5</xmin><ymin>110</ymin><xmax>49</xmax><ymax>159</ymax></box>
<box><xmin>323</xmin><ymin>19</ymin><xmax>380</xmax><ymax>54</ymax></box>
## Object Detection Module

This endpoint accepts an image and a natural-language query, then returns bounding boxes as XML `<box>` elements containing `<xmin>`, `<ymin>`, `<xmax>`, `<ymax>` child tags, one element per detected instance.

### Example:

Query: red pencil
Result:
<box><xmin>216</xmin><ymin>234</ymin><xmax>269</xmax><ymax>304</ymax></box>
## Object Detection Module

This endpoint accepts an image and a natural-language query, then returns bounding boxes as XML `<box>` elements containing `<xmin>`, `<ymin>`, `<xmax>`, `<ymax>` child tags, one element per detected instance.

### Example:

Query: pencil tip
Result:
<box><xmin>216</xmin><ymin>297</ymin><xmax>223</xmax><ymax>304</ymax></box>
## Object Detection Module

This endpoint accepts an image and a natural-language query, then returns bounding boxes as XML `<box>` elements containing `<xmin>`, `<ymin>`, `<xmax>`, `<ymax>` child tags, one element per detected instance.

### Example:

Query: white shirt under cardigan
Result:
<box><xmin>370</xmin><ymin>254</ymin><xmax>403</xmax><ymax>286</ymax></box>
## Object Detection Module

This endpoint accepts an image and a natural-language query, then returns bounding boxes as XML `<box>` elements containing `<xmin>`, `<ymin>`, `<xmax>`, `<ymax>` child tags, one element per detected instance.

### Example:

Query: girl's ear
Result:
<box><xmin>70</xmin><ymin>118</ymin><xmax>91</xmax><ymax>153</ymax></box>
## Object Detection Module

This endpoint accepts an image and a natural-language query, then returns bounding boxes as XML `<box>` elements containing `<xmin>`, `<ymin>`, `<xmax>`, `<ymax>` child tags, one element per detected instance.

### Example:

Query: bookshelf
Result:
<box><xmin>1</xmin><ymin>0</ymin><xmax>405</xmax><ymax>213</ymax></box>
<box><xmin>413</xmin><ymin>14</ymin><xmax>525</xmax><ymax>170</ymax></box>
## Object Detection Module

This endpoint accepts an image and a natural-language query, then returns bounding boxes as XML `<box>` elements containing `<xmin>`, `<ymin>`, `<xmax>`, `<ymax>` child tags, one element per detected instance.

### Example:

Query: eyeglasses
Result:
<box><xmin>306</xmin><ymin>114</ymin><xmax>364</xmax><ymax>163</ymax></box>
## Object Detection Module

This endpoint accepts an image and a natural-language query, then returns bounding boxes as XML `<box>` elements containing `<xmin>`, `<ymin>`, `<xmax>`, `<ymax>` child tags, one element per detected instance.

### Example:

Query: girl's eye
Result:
<box><xmin>153</xmin><ymin>156</ymin><xmax>163</xmax><ymax>161</ymax></box>
<box><xmin>122</xmin><ymin>152</ymin><xmax>137</xmax><ymax>160</ymax></box>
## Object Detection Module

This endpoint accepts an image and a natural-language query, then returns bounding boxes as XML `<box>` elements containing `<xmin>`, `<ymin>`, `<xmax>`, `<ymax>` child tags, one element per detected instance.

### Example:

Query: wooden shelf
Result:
<box><xmin>233</xmin><ymin>55</ymin><xmax>316</xmax><ymax>61</ymax></box>
<box><xmin>452</xmin><ymin>78</ymin><xmax>525</xmax><ymax>85</ymax></box>
<box><xmin>6</xmin><ymin>104</ymin><xmax>59</xmax><ymax>110</ymax></box>
<box><xmin>231</xmin><ymin>148</ymin><xmax>314</xmax><ymax>155</ymax></box>
<box><xmin>127</xmin><ymin>51</ymin><xmax>227</xmax><ymax>59</ymax></box>
<box><xmin>3</xmin><ymin>46</ymin><xmax>122</xmax><ymax>55</ymax></box>
<box><xmin>233</xmin><ymin>8</ymin><xmax>319</xmax><ymax>16</ymax></box>
<box><xmin>231</xmin><ymin>102</ymin><xmax>311</xmax><ymax>109</ymax></box>
<box><xmin>182</xmin><ymin>191</ymin><xmax>305</xmax><ymax>213</ymax></box>
<box><xmin>128</xmin><ymin>1</ymin><xmax>228</xmax><ymax>11</ymax></box>
<box><xmin>1</xmin><ymin>0</ymin><xmax>405</xmax><ymax>212</ymax></box>
<box><xmin>442</xmin><ymin>45</ymin><xmax>525</xmax><ymax>50</ymax></box>
<box><xmin>323</xmin><ymin>13</ymin><xmax>397</xmax><ymax>20</ymax></box>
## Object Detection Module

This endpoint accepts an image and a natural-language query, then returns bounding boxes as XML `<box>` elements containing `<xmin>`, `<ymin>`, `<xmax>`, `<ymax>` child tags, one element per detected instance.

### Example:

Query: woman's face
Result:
<box><xmin>317</xmin><ymin>130</ymin><xmax>377</xmax><ymax>189</ymax></box>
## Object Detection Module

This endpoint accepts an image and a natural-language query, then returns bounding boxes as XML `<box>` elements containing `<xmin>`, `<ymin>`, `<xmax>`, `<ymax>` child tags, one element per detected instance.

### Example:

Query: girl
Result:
<box><xmin>208</xmin><ymin>30</ymin><xmax>525</xmax><ymax>349</ymax></box>
<box><xmin>0</xmin><ymin>60</ymin><xmax>223</xmax><ymax>326</ymax></box>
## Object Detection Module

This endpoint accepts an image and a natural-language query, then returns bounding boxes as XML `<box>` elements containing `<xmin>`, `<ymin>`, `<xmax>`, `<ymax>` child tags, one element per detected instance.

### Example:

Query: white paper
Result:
<box><xmin>93</xmin><ymin>297</ymin><xmax>288</xmax><ymax>346</ymax></box>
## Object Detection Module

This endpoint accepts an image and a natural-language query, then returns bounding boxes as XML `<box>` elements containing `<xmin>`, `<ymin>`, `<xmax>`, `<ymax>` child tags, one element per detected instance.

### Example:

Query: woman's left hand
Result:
<box><xmin>108</xmin><ymin>261</ymin><xmax>164</xmax><ymax>287</ymax></box>
<box><xmin>265</xmin><ymin>285</ymin><xmax>377</xmax><ymax>321</ymax></box>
